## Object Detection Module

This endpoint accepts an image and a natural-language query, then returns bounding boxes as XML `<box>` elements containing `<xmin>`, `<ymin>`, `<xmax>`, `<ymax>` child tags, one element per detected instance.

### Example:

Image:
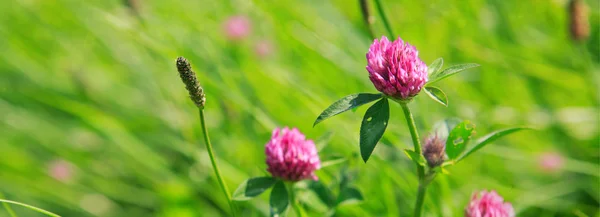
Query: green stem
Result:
<box><xmin>414</xmin><ymin>185</ymin><xmax>427</xmax><ymax>217</ymax></box>
<box><xmin>199</xmin><ymin>109</ymin><xmax>236</xmax><ymax>217</ymax></box>
<box><xmin>400</xmin><ymin>104</ymin><xmax>425</xmax><ymax>176</ymax></box>
<box><xmin>286</xmin><ymin>182</ymin><xmax>303</xmax><ymax>217</ymax></box>
<box><xmin>0</xmin><ymin>199</ymin><xmax>59</xmax><ymax>217</ymax></box>
<box><xmin>359</xmin><ymin>0</ymin><xmax>375</xmax><ymax>39</ymax></box>
<box><xmin>0</xmin><ymin>193</ymin><xmax>17</xmax><ymax>217</ymax></box>
<box><xmin>373</xmin><ymin>0</ymin><xmax>395</xmax><ymax>38</ymax></box>
<box><xmin>2</xmin><ymin>203</ymin><xmax>17</xmax><ymax>217</ymax></box>
<box><xmin>400</xmin><ymin>103</ymin><xmax>426</xmax><ymax>217</ymax></box>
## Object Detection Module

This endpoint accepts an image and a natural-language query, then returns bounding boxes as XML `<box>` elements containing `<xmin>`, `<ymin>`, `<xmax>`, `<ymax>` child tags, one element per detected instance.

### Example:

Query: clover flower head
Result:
<box><xmin>366</xmin><ymin>36</ymin><xmax>428</xmax><ymax>101</ymax></box>
<box><xmin>465</xmin><ymin>190</ymin><xmax>515</xmax><ymax>217</ymax></box>
<box><xmin>223</xmin><ymin>15</ymin><xmax>251</xmax><ymax>41</ymax></box>
<box><xmin>265</xmin><ymin>127</ymin><xmax>321</xmax><ymax>181</ymax></box>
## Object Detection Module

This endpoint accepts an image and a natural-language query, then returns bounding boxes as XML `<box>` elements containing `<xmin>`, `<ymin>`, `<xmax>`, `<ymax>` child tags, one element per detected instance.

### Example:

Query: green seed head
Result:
<box><xmin>176</xmin><ymin>57</ymin><xmax>206</xmax><ymax>109</ymax></box>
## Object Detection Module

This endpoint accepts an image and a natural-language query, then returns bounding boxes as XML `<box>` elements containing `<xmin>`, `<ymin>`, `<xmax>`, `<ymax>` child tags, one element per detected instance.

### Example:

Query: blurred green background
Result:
<box><xmin>0</xmin><ymin>0</ymin><xmax>598</xmax><ymax>216</ymax></box>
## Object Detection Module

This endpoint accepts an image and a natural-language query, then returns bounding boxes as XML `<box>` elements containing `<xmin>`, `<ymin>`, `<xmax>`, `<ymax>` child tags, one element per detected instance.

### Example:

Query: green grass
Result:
<box><xmin>0</xmin><ymin>0</ymin><xmax>598</xmax><ymax>216</ymax></box>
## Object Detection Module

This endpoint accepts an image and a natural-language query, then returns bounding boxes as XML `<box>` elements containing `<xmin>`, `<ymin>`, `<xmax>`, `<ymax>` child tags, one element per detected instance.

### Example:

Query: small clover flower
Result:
<box><xmin>465</xmin><ymin>190</ymin><xmax>515</xmax><ymax>217</ymax></box>
<box><xmin>223</xmin><ymin>15</ymin><xmax>251</xmax><ymax>41</ymax></box>
<box><xmin>366</xmin><ymin>36</ymin><xmax>428</xmax><ymax>101</ymax></box>
<box><xmin>539</xmin><ymin>152</ymin><xmax>564</xmax><ymax>173</ymax></box>
<box><xmin>48</xmin><ymin>159</ymin><xmax>74</xmax><ymax>183</ymax></box>
<box><xmin>255</xmin><ymin>40</ymin><xmax>274</xmax><ymax>58</ymax></box>
<box><xmin>265</xmin><ymin>127</ymin><xmax>321</xmax><ymax>181</ymax></box>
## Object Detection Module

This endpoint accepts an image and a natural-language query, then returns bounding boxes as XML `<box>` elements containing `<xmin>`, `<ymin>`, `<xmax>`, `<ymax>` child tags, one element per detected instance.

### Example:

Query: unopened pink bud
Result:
<box><xmin>422</xmin><ymin>134</ymin><xmax>446</xmax><ymax>168</ymax></box>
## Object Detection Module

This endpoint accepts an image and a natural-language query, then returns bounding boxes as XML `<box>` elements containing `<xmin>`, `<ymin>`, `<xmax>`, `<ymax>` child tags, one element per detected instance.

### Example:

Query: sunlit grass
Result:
<box><xmin>0</xmin><ymin>0</ymin><xmax>598</xmax><ymax>216</ymax></box>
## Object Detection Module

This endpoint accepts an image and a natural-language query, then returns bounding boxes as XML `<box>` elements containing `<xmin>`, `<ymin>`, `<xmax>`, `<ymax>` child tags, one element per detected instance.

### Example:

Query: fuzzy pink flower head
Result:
<box><xmin>466</xmin><ymin>190</ymin><xmax>515</xmax><ymax>217</ymax></box>
<box><xmin>539</xmin><ymin>152</ymin><xmax>564</xmax><ymax>172</ymax></box>
<box><xmin>265</xmin><ymin>127</ymin><xmax>321</xmax><ymax>181</ymax></box>
<box><xmin>223</xmin><ymin>15</ymin><xmax>251</xmax><ymax>41</ymax></box>
<box><xmin>366</xmin><ymin>36</ymin><xmax>428</xmax><ymax>101</ymax></box>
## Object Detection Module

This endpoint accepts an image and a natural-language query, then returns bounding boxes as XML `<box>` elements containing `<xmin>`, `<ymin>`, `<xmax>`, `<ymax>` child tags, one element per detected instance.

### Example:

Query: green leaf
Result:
<box><xmin>232</xmin><ymin>177</ymin><xmax>276</xmax><ymax>201</ymax></box>
<box><xmin>269</xmin><ymin>181</ymin><xmax>289</xmax><ymax>217</ymax></box>
<box><xmin>445</xmin><ymin>121</ymin><xmax>475</xmax><ymax>160</ymax></box>
<box><xmin>458</xmin><ymin>127</ymin><xmax>530</xmax><ymax>162</ymax></box>
<box><xmin>428</xmin><ymin>63</ymin><xmax>480</xmax><ymax>84</ymax></box>
<box><xmin>320</xmin><ymin>156</ymin><xmax>347</xmax><ymax>168</ymax></box>
<box><xmin>440</xmin><ymin>167</ymin><xmax>450</xmax><ymax>174</ymax></box>
<box><xmin>423</xmin><ymin>86</ymin><xmax>448</xmax><ymax>107</ymax></box>
<box><xmin>440</xmin><ymin>161</ymin><xmax>454</xmax><ymax>168</ymax></box>
<box><xmin>336</xmin><ymin>187</ymin><xmax>364</xmax><ymax>206</ymax></box>
<box><xmin>313</xmin><ymin>93</ymin><xmax>383</xmax><ymax>126</ymax></box>
<box><xmin>433</xmin><ymin>162</ymin><xmax>452</xmax><ymax>174</ymax></box>
<box><xmin>403</xmin><ymin>149</ymin><xmax>426</xmax><ymax>166</ymax></box>
<box><xmin>427</xmin><ymin>58</ymin><xmax>444</xmax><ymax>75</ymax></box>
<box><xmin>359</xmin><ymin>98</ymin><xmax>390</xmax><ymax>162</ymax></box>
<box><xmin>308</xmin><ymin>180</ymin><xmax>335</xmax><ymax>207</ymax></box>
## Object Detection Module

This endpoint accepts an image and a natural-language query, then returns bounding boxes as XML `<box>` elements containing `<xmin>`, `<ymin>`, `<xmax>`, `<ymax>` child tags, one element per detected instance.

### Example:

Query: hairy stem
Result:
<box><xmin>414</xmin><ymin>184</ymin><xmax>427</xmax><ymax>217</ymax></box>
<box><xmin>373</xmin><ymin>0</ymin><xmax>395</xmax><ymax>37</ymax></box>
<box><xmin>400</xmin><ymin>103</ymin><xmax>427</xmax><ymax>217</ymax></box>
<box><xmin>199</xmin><ymin>109</ymin><xmax>236</xmax><ymax>217</ymax></box>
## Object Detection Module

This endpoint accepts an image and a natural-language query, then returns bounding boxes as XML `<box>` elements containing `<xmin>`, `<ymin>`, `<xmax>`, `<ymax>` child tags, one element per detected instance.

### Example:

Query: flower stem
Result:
<box><xmin>358</xmin><ymin>0</ymin><xmax>375</xmax><ymax>39</ymax></box>
<box><xmin>0</xmin><ymin>193</ymin><xmax>17</xmax><ymax>217</ymax></box>
<box><xmin>0</xmin><ymin>199</ymin><xmax>58</xmax><ymax>217</ymax></box>
<box><xmin>414</xmin><ymin>184</ymin><xmax>427</xmax><ymax>217</ymax></box>
<box><xmin>400</xmin><ymin>103</ymin><xmax>426</xmax><ymax>217</ymax></box>
<box><xmin>198</xmin><ymin>109</ymin><xmax>236</xmax><ymax>217</ymax></box>
<box><xmin>286</xmin><ymin>182</ymin><xmax>303</xmax><ymax>217</ymax></box>
<box><xmin>373</xmin><ymin>0</ymin><xmax>395</xmax><ymax>37</ymax></box>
